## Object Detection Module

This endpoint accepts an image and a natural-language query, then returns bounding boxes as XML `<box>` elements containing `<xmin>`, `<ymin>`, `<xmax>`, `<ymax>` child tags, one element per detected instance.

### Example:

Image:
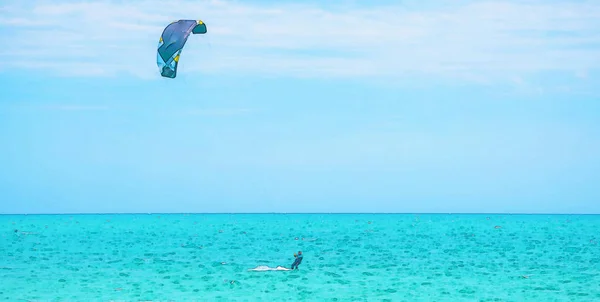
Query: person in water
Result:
<box><xmin>291</xmin><ymin>251</ymin><xmax>303</xmax><ymax>270</ymax></box>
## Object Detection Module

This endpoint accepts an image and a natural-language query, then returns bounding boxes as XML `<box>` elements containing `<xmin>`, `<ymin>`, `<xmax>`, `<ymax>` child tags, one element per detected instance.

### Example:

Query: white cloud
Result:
<box><xmin>37</xmin><ymin>105</ymin><xmax>110</xmax><ymax>111</ymax></box>
<box><xmin>1</xmin><ymin>0</ymin><xmax>599</xmax><ymax>82</ymax></box>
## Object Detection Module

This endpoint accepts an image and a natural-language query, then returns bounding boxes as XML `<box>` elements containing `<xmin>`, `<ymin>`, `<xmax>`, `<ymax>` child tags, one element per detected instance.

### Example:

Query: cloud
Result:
<box><xmin>1</xmin><ymin>0</ymin><xmax>599</xmax><ymax>82</ymax></box>
<box><xmin>31</xmin><ymin>105</ymin><xmax>110</xmax><ymax>111</ymax></box>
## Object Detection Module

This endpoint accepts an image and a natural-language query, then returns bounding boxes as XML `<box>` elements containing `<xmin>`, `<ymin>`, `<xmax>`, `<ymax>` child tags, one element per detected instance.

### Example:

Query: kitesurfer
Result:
<box><xmin>291</xmin><ymin>251</ymin><xmax>303</xmax><ymax>270</ymax></box>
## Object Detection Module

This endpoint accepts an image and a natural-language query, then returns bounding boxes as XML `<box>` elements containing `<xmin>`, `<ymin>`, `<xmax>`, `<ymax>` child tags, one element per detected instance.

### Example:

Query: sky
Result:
<box><xmin>1</xmin><ymin>0</ymin><xmax>599</xmax><ymax>214</ymax></box>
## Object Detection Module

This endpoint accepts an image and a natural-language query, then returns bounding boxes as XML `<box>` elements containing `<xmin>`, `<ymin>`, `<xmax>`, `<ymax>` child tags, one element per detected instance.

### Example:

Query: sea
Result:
<box><xmin>1</xmin><ymin>213</ymin><xmax>599</xmax><ymax>301</ymax></box>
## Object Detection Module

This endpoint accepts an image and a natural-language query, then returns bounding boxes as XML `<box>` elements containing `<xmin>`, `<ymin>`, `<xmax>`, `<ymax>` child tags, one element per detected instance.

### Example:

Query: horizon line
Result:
<box><xmin>1</xmin><ymin>212</ymin><xmax>599</xmax><ymax>216</ymax></box>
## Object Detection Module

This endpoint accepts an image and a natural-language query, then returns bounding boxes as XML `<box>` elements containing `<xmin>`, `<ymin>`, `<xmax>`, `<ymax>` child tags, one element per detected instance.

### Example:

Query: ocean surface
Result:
<box><xmin>1</xmin><ymin>214</ymin><xmax>599</xmax><ymax>301</ymax></box>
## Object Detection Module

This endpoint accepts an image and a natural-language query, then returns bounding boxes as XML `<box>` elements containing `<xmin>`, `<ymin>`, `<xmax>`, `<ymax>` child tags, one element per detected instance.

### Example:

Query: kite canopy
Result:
<box><xmin>156</xmin><ymin>20</ymin><xmax>207</xmax><ymax>78</ymax></box>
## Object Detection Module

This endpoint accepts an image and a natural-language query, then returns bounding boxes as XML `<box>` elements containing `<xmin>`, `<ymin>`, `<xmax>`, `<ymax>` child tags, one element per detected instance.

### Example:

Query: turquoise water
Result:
<box><xmin>1</xmin><ymin>214</ymin><xmax>599</xmax><ymax>301</ymax></box>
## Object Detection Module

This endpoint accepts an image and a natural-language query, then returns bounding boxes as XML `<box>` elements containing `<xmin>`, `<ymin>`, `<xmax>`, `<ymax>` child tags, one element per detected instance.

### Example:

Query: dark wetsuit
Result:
<box><xmin>291</xmin><ymin>254</ymin><xmax>303</xmax><ymax>269</ymax></box>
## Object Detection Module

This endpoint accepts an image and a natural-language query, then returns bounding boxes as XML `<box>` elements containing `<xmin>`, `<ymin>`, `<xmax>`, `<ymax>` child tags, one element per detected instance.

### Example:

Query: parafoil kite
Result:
<box><xmin>157</xmin><ymin>20</ymin><xmax>207</xmax><ymax>78</ymax></box>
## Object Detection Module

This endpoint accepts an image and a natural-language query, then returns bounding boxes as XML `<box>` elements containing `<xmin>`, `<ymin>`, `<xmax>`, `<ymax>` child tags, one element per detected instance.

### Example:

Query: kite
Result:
<box><xmin>156</xmin><ymin>20</ymin><xmax>207</xmax><ymax>78</ymax></box>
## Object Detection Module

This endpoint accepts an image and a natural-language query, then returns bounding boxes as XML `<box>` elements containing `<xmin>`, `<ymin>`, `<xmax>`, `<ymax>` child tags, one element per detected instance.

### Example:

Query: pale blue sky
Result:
<box><xmin>1</xmin><ymin>0</ymin><xmax>599</xmax><ymax>214</ymax></box>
